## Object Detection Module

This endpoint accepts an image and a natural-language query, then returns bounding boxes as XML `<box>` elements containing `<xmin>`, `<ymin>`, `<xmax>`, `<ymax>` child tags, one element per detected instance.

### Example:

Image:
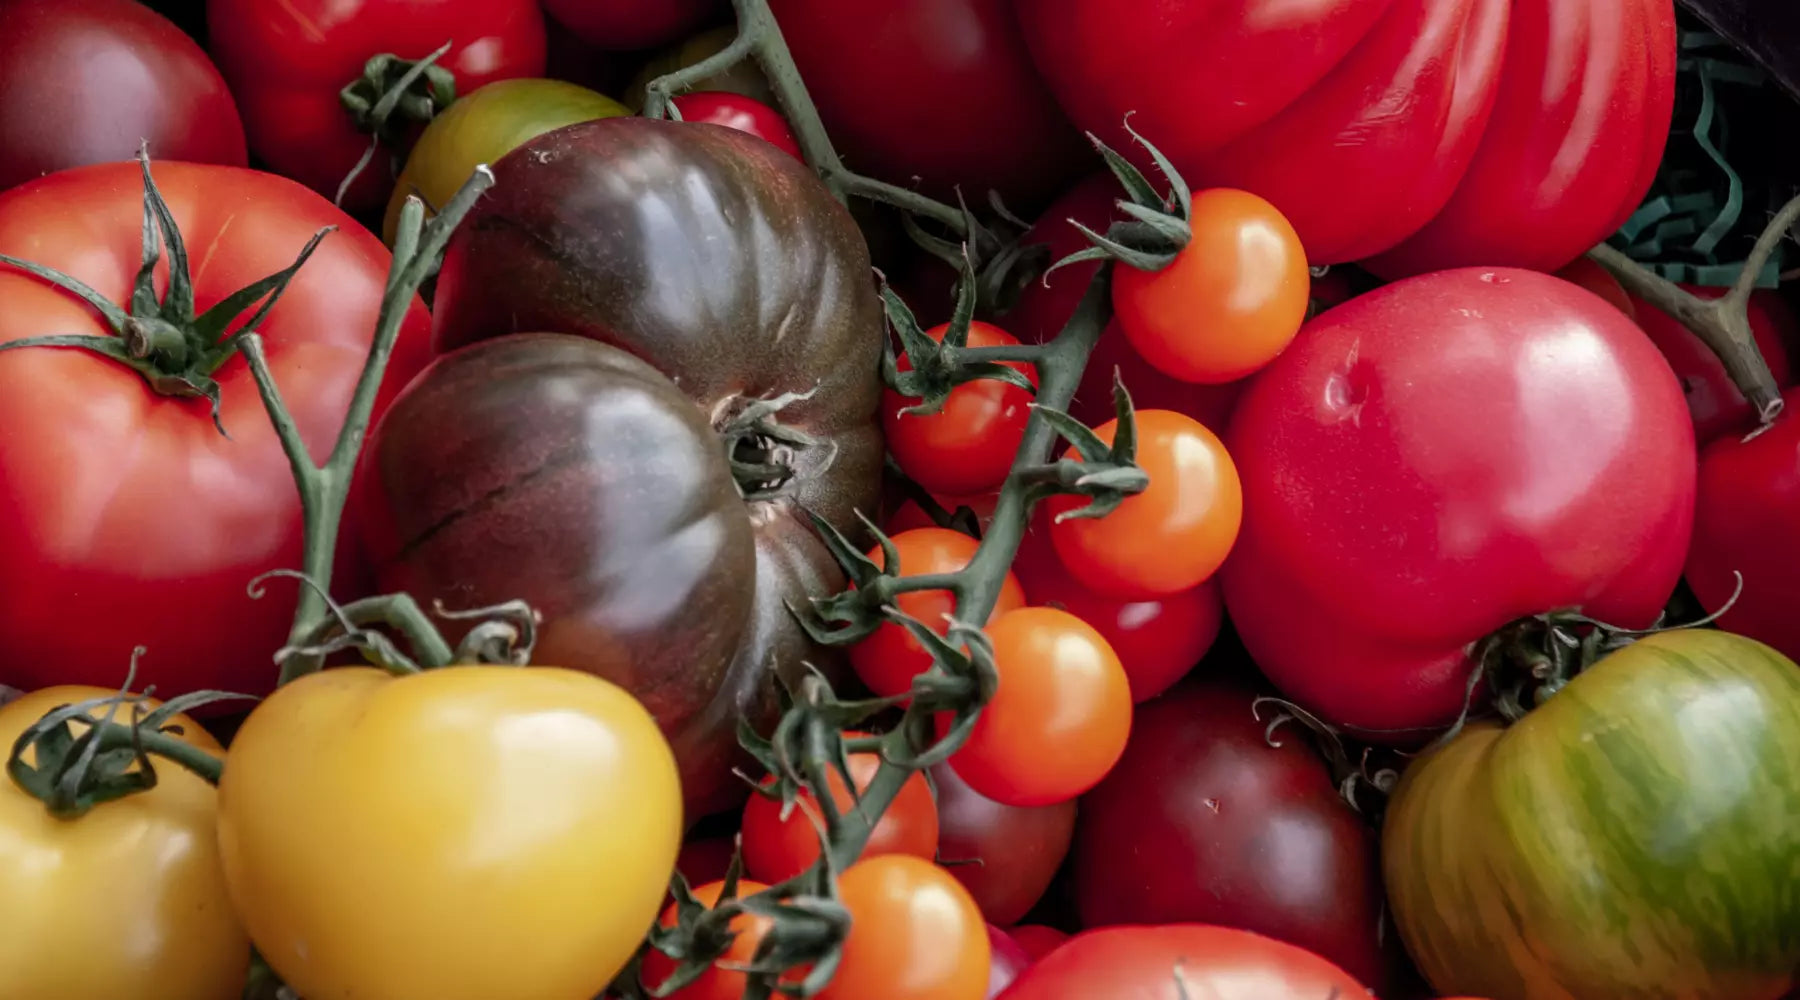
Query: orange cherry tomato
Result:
<box><xmin>820</xmin><ymin>855</ymin><xmax>991</xmax><ymax>1000</ymax></box>
<box><xmin>740</xmin><ymin>740</ymin><xmax>939</xmax><ymax>883</ymax></box>
<box><xmin>884</xmin><ymin>320</ymin><xmax>1038</xmax><ymax>496</ymax></box>
<box><xmin>641</xmin><ymin>879</ymin><xmax>775</xmax><ymax>1000</ymax></box>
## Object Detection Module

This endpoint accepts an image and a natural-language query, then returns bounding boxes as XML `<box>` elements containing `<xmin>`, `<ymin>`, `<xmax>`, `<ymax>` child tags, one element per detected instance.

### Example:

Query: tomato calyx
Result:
<box><xmin>881</xmin><ymin>254</ymin><xmax>1040</xmax><ymax>417</ymax></box>
<box><xmin>0</xmin><ymin>148</ymin><xmax>332</xmax><ymax>435</ymax></box>
<box><xmin>1027</xmin><ymin>375</ymin><xmax>1149</xmax><ymax>522</ymax></box>
<box><xmin>799</xmin><ymin>512</ymin><xmax>974</xmax><ymax>648</ymax></box>
<box><xmin>720</xmin><ymin>386</ymin><xmax>826</xmax><ymax>501</ymax></box>
<box><xmin>334</xmin><ymin>42</ymin><xmax>457</xmax><ymax>205</ymax></box>
<box><xmin>1252</xmin><ymin>696</ymin><xmax>1400</xmax><ymax>820</ymax></box>
<box><xmin>1051</xmin><ymin>120</ymin><xmax>1192</xmax><ymax>276</ymax></box>
<box><xmin>900</xmin><ymin>191</ymin><xmax>1051</xmax><ymax>318</ymax></box>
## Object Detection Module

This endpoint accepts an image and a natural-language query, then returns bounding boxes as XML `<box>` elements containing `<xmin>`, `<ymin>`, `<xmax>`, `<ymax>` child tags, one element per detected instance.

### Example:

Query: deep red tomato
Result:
<box><xmin>741</xmin><ymin>741</ymin><xmax>939</xmax><ymax>883</ymax></box>
<box><xmin>1016</xmin><ymin>0</ymin><xmax>1675</xmax><ymax>273</ymax></box>
<box><xmin>1045</xmin><ymin>410</ymin><xmax>1242</xmax><ymax>600</ymax></box>
<box><xmin>986</xmin><ymin>924</ymin><xmax>1031</xmax><ymax>998</ymax></box>
<box><xmin>1007</xmin><ymin>926</ymin><xmax>1068</xmax><ymax>961</ymax></box>
<box><xmin>0</xmin><ymin>0</ymin><xmax>246</xmax><ymax>192</ymax></box>
<box><xmin>1223</xmin><ymin>268</ymin><xmax>1695</xmax><ymax>734</ymax></box>
<box><xmin>822</xmin><ymin>854</ymin><xmax>991</xmax><ymax>1000</ymax></box>
<box><xmin>671</xmin><ymin>93</ymin><xmax>801</xmax><ymax>159</ymax></box>
<box><xmin>930</xmin><ymin>762</ymin><xmax>1077</xmax><ymax>926</ymax></box>
<box><xmin>641</xmin><ymin>878</ymin><xmax>775</xmax><ymax>1000</ymax></box>
<box><xmin>1071</xmin><ymin>679</ymin><xmax>1393</xmax><ymax>990</ymax></box>
<box><xmin>850</xmin><ymin>528</ymin><xmax>1027</xmax><ymax>700</ymax></box>
<box><xmin>1629</xmin><ymin>287</ymin><xmax>1799</xmax><ymax>444</ymax></box>
<box><xmin>1113</xmin><ymin>189</ymin><xmax>1309</xmax><ymax>384</ymax></box>
<box><xmin>767</xmin><ymin>0</ymin><xmax>1090</xmax><ymax>211</ymax></box>
<box><xmin>207</xmin><ymin>0</ymin><xmax>547</xmax><ymax>214</ymax></box>
<box><xmin>995</xmin><ymin>925</ymin><xmax>1369</xmax><ymax>999</ymax></box>
<box><xmin>0</xmin><ymin>161</ymin><xmax>431</xmax><ymax>697</ymax></box>
<box><xmin>543</xmin><ymin>0</ymin><xmax>720</xmax><ymax>50</ymax></box>
<box><xmin>945</xmin><ymin>606</ymin><xmax>1132</xmax><ymax>807</ymax></box>
<box><xmin>886</xmin><ymin>321</ymin><xmax>1038</xmax><ymax>496</ymax></box>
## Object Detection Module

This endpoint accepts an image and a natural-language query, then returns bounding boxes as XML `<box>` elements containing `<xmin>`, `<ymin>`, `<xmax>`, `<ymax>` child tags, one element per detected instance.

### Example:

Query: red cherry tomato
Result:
<box><xmin>986</xmin><ymin>924</ymin><xmax>1031</xmax><ymax>998</ymax></box>
<box><xmin>1007</xmin><ymin>925</ymin><xmax>1068</xmax><ymax>961</ymax></box>
<box><xmin>671</xmin><ymin>92</ymin><xmax>802</xmax><ymax>159</ymax></box>
<box><xmin>543</xmin><ymin>0</ymin><xmax>720</xmax><ymax>51</ymax></box>
<box><xmin>821</xmin><ymin>855</ymin><xmax>991</xmax><ymax>1000</ymax></box>
<box><xmin>741</xmin><ymin>741</ymin><xmax>938</xmax><ymax>883</ymax></box>
<box><xmin>641</xmin><ymin>879</ymin><xmax>774</xmax><ymax>1000</ymax></box>
<box><xmin>886</xmin><ymin>321</ymin><xmax>1038</xmax><ymax>497</ymax></box>
<box><xmin>1630</xmin><ymin>286</ymin><xmax>1799</xmax><ymax>444</ymax></box>
<box><xmin>930</xmin><ymin>762</ymin><xmax>1076</xmax><ymax>925</ymax></box>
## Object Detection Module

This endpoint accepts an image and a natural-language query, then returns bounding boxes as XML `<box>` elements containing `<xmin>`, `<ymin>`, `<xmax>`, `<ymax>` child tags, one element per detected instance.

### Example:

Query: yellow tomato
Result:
<box><xmin>0</xmin><ymin>686</ymin><xmax>247</xmax><ymax>1000</ymax></box>
<box><xmin>382</xmin><ymin>78</ymin><xmax>629</xmax><ymax>243</ymax></box>
<box><xmin>217</xmin><ymin>666</ymin><xmax>683</xmax><ymax>1000</ymax></box>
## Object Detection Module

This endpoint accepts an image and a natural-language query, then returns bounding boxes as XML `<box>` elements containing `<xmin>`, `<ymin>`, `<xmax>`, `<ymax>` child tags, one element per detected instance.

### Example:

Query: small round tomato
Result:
<box><xmin>1113</xmin><ymin>188</ymin><xmax>1309</xmax><ymax>384</ymax></box>
<box><xmin>1045</xmin><ymin>409</ymin><xmax>1243</xmax><ymax>599</ymax></box>
<box><xmin>641</xmin><ymin>878</ymin><xmax>774</xmax><ymax>1000</ymax></box>
<box><xmin>885</xmin><ymin>321</ymin><xmax>1038</xmax><ymax>496</ymax></box>
<box><xmin>821</xmin><ymin>854</ymin><xmax>991</xmax><ymax>1000</ymax></box>
<box><xmin>0</xmin><ymin>687</ymin><xmax>249</xmax><ymax>1000</ymax></box>
<box><xmin>850</xmin><ymin>528</ymin><xmax>1027</xmax><ymax>699</ymax></box>
<box><xmin>741</xmin><ymin>742</ymin><xmax>939</xmax><ymax>883</ymax></box>
<box><xmin>946</xmin><ymin>606</ymin><xmax>1132</xmax><ymax>806</ymax></box>
<box><xmin>1008</xmin><ymin>925</ymin><xmax>1069</xmax><ymax>960</ymax></box>
<box><xmin>672</xmin><ymin>92</ymin><xmax>802</xmax><ymax>159</ymax></box>
<box><xmin>930</xmin><ymin>762</ymin><xmax>1076</xmax><ymax>925</ymax></box>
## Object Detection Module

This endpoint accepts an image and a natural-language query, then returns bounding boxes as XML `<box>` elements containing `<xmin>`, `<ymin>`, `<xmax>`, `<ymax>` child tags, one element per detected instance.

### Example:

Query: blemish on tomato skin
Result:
<box><xmin>1203</xmin><ymin>797</ymin><xmax>1221</xmax><ymax>814</ymax></box>
<box><xmin>1321</xmin><ymin>342</ymin><xmax>1369</xmax><ymax>426</ymax></box>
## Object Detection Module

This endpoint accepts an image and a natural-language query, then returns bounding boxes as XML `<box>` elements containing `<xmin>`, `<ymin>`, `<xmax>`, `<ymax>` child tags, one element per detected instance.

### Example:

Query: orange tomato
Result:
<box><xmin>640</xmin><ymin>879</ymin><xmax>775</xmax><ymax>1000</ymax></box>
<box><xmin>821</xmin><ymin>855</ymin><xmax>991</xmax><ymax>1000</ymax></box>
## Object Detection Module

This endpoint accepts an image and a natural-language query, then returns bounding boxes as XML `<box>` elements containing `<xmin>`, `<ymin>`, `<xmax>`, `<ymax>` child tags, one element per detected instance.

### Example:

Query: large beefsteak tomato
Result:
<box><xmin>1384</xmin><ymin>628</ymin><xmax>1800</xmax><ymax>999</ymax></box>
<box><xmin>1014</xmin><ymin>0</ymin><xmax>1676</xmax><ymax>272</ymax></box>
<box><xmin>996</xmin><ymin>925</ymin><xmax>1369</xmax><ymax>999</ymax></box>
<box><xmin>357</xmin><ymin>117</ymin><xmax>883</xmax><ymax>818</ymax></box>
<box><xmin>1222</xmin><ymin>268</ymin><xmax>1695</xmax><ymax>734</ymax></box>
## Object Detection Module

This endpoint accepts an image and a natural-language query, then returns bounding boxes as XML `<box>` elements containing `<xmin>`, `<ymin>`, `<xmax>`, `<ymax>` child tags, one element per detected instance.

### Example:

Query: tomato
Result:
<box><xmin>641</xmin><ymin>878</ymin><xmax>774</xmax><ymax>1000</ymax></box>
<box><xmin>930</xmin><ymin>762</ymin><xmax>1077</xmax><ymax>925</ymax></box>
<box><xmin>207</xmin><ymin>0</ymin><xmax>547</xmax><ymax>214</ymax></box>
<box><xmin>1384</xmin><ymin>629</ymin><xmax>1800</xmax><ymax>999</ymax></box>
<box><xmin>886</xmin><ymin>321</ymin><xmax>1038</xmax><ymax>497</ymax></box>
<box><xmin>675</xmin><ymin>834</ymin><xmax>739</xmax><ymax>891</ymax></box>
<box><xmin>0</xmin><ymin>0</ymin><xmax>246</xmax><ymax>193</ymax></box>
<box><xmin>1554</xmin><ymin>256</ymin><xmax>1637</xmax><ymax>319</ymax></box>
<box><xmin>1016</xmin><ymin>0</ymin><xmax>1675</xmax><ymax>272</ymax></box>
<box><xmin>741</xmin><ymin>742</ymin><xmax>939</xmax><ymax>883</ymax></box>
<box><xmin>946</xmin><ymin>606</ymin><xmax>1132</xmax><ymax>806</ymax></box>
<box><xmin>1114</xmin><ymin>189</ymin><xmax>1309</xmax><ymax>384</ymax></box>
<box><xmin>362</xmin><ymin>118</ymin><xmax>884</xmax><ymax>818</ymax></box>
<box><xmin>767</xmin><ymin>0</ymin><xmax>1090</xmax><ymax>211</ymax></box>
<box><xmin>624</xmin><ymin>26</ymin><xmax>775</xmax><ymax>111</ymax></box>
<box><xmin>1630</xmin><ymin>286</ymin><xmax>1799</xmax><ymax>444</ymax></box>
<box><xmin>1071</xmin><ymin>678</ymin><xmax>1394</xmax><ymax>990</ymax></box>
<box><xmin>1007</xmin><ymin>174</ymin><xmax>1245</xmax><ymax>434</ymax></box>
<box><xmin>218</xmin><ymin>665</ymin><xmax>682</xmax><ymax>1000</ymax></box>
<box><xmin>1007</xmin><ymin>926</ymin><xmax>1068</xmax><ymax>960</ymax></box>
<box><xmin>0</xmin><ymin>687</ymin><xmax>248</xmax><ymax>1000</ymax></box>
<box><xmin>382</xmin><ymin>77</ymin><xmax>629</xmax><ymax>242</ymax></box>
<box><xmin>671</xmin><ymin>92</ymin><xmax>803</xmax><ymax>159</ymax></box>
<box><xmin>0</xmin><ymin>161</ymin><xmax>430</xmax><ymax>698</ymax></box>
<box><xmin>996</xmin><ymin>925</ymin><xmax>1369</xmax><ymax>999</ymax></box>
<box><xmin>1223</xmin><ymin>268</ymin><xmax>1695</xmax><ymax>734</ymax></box>
<box><xmin>822</xmin><ymin>854</ymin><xmax>991</xmax><ymax>1000</ymax></box>
<box><xmin>850</xmin><ymin>528</ymin><xmax>1028</xmax><ymax>700</ymax></box>
<box><xmin>882</xmin><ymin>492</ymin><xmax>1002</xmax><ymax>536</ymax></box>
<box><xmin>986</xmin><ymin>924</ymin><xmax>1031</xmax><ymax>998</ymax></box>
<box><xmin>1045</xmin><ymin>410</ymin><xmax>1242</xmax><ymax>600</ymax></box>
<box><xmin>543</xmin><ymin>0</ymin><xmax>720</xmax><ymax>51</ymax></box>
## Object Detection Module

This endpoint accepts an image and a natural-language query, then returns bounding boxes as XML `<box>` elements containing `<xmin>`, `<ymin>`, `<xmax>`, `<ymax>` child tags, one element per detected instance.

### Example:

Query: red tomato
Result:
<box><xmin>1072</xmin><ymin>679</ymin><xmax>1394</xmax><ymax>990</ymax></box>
<box><xmin>740</xmin><ymin>743</ymin><xmax>939</xmax><ymax>883</ymax></box>
<box><xmin>207</xmin><ymin>0</ymin><xmax>547</xmax><ymax>214</ymax></box>
<box><xmin>1016</xmin><ymin>0</ymin><xmax>1676</xmax><ymax>272</ymax></box>
<box><xmin>1554</xmin><ymin>256</ymin><xmax>1637</xmax><ymax>319</ymax></box>
<box><xmin>671</xmin><ymin>92</ymin><xmax>802</xmax><ymax>159</ymax></box>
<box><xmin>1007</xmin><ymin>926</ymin><xmax>1068</xmax><ymax>961</ymax></box>
<box><xmin>995</xmin><ymin>925</ymin><xmax>1369</xmax><ymax>999</ymax></box>
<box><xmin>1629</xmin><ymin>286</ymin><xmax>1799</xmax><ymax>445</ymax></box>
<box><xmin>0</xmin><ymin>161</ymin><xmax>431</xmax><ymax>698</ymax></box>
<box><xmin>0</xmin><ymin>0</ymin><xmax>246</xmax><ymax>192</ymax></box>
<box><xmin>850</xmin><ymin>528</ymin><xmax>1027</xmax><ymax>700</ymax></box>
<box><xmin>641</xmin><ymin>879</ymin><xmax>774</xmax><ymax>1000</ymax></box>
<box><xmin>767</xmin><ymin>0</ymin><xmax>1090</xmax><ymax>211</ymax></box>
<box><xmin>1114</xmin><ymin>189</ymin><xmax>1309</xmax><ymax>384</ymax></box>
<box><xmin>885</xmin><ymin>321</ymin><xmax>1038</xmax><ymax>496</ymax></box>
<box><xmin>543</xmin><ymin>0</ymin><xmax>720</xmax><ymax>50</ymax></box>
<box><xmin>822</xmin><ymin>855</ymin><xmax>991</xmax><ymax>1000</ymax></box>
<box><xmin>1222</xmin><ymin>268</ymin><xmax>1695</xmax><ymax>734</ymax></box>
<box><xmin>946</xmin><ymin>606</ymin><xmax>1132</xmax><ymax>806</ymax></box>
<box><xmin>931</xmin><ymin>762</ymin><xmax>1077</xmax><ymax>926</ymax></box>
<box><xmin>986</xmin><ymin>924</ymin><xmax>1031</xmax><ymax>998</ymax></box>
<box><xmin>1045</xmin><ymin>410</ymin><xmax>1242</xmax><ymax>600</ymax></box>
<box><xmin>1007</xmin><ymin>174</ymin><xmax>1245</xmax><ymax>433</ymax></box>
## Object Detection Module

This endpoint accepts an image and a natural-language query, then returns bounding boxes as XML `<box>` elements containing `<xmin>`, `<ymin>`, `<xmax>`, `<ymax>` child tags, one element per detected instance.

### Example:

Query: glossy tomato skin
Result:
<box><xmin>1017</xmin><ymin>0</ymin><xmax>1675</xmax><ymax>272</ymax></box>
<box><xmin>885</xmin><ymin>321</ymin><xmax>1038</xmax><ymax>496</ymax></box>
<box><xmin>1554</xmin><ymin>256</ymin><xmax>1636</xmax><ymax>319</ymax></box>
<box><xmin>1384</xmin><ymin>629</ymin><xmax>1800</xmax><ymax>999</ymax></box>
<box><xmin>1071</xmin><ymin>679</ymin><xmax>1391</xmax><ymax>989</ymax></box>
<box><xmin>823</xmin><ymin>855</ymin><xmax>992</xmax><ymax>1000</ymax></box>
<box><xmin>0</xmin><ymin>0</ymin><xmax>246</xmax><ymax>193</ymax></box>
<box><xmin>374</xmin><ymin>118</ymin><xmax>883</xmax><ymax>818</ymax></box>
<box><xmin>207</xmin><ymin>0</ymin><xmax>547</xmax><ymax>214</ymax></box>
<box><xmin>1631</xmin><ymin>287</ymin><xmax>1798</xmax><ymax>444</ymax></box>
<box><xmin>931</xmin><ymin>762</ymin><xmax>1078</xmax><ymax>926</ymax></box>
<box><xmin>986</xmin><ymin>925</ymin><xmax>1031</xmax><ymax>998</ymax></box>
<box><xmin>768</xmin><ymin>0</ymin><xmax>1089</xmax><ymax>211</ymax></box>
<box><xmin>0</xmin><ymin>687</ymin><xmax>248</xmax><ymax>1000</ymax></box>
<box><xmin>671</xmin><ymin>92</ymin><xmax>802</xmax><ymax>159</ymax></box>
<box><xmin>641</xmin><ymin>879</ymin><xmax>774</xmax><ymax>1000</ymax></box>
<box><xmin>218</xmin><ymin>666</ymin><xmax>683</xmax><ymax>1000</ymax></box>
<box><xmin>1223</xmin><ymin>268</ymin><xmax>1695</xmax><ymax>734</ymax></box>
<box><xmin>996</xmin><ymin>925</ymin><xmax>1369</xmax><ymax>999</ymax></box>
<box><xmin>742</xmin><ymin>747</ymin><xmax>939</xmax><ymax>883</ymax></box>
<box><xmin>0</xmin><ymin>162</ymin><xmax>430</xmax><ymax>698</ymax></box>
<box><xmin>544</xmin><ymin>0</ymin><xmax>720</xmax><ymax>50</ymax></box>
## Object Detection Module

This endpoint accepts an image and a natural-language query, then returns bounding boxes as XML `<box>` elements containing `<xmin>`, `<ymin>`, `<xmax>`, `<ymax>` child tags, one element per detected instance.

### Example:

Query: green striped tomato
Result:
<box><xmin>1382</xmin><ymin>628</ymin><xmax>1800</xmax><ymax>1000</ymax></box>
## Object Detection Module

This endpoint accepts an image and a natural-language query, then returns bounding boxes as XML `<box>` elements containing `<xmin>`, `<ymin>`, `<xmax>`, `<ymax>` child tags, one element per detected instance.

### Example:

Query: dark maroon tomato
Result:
<box><xmin>987</xmin><ymin>924</ymin><xmax>1031</xmax><ymax>998</ymax></box>
<box><xmin>931</xmin><ymin>762</ymin><xmax>1078</xmax><ymax>926</ymax></box>
<box><xmin>365</xmin><ymin>117</ymin><xmax>884</xmax><ymax>819</ymax></box>
<box><xmin>1071</xmin><ymin>678</ymin><xmax>1392</xmax><ymax>991</ymax></box>
<box><xmin>542</xmin><ymin>0</ymin><xmax>720</xmax><ymax>50</ymax></box>
<box><xmin>671</xmin><ymin>91</ymin><xmax>802</xmax><ymax>159</ymax></box>
<box><xmin>0</xmin><ymin>0</ymin><xmax>246</xmax><ymax>192</ymax></box>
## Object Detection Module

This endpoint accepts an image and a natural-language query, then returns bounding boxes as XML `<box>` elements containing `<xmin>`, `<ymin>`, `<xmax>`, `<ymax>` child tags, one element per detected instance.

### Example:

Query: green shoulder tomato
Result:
<box><xmin>1383</xmin><ymin>628</ymin><xmax>1800</xmax><ymax>1000</ymax></box>
<box><xmin>216</xmin><ymin>665</ymin><xmax>683</xmax><ymax>1000</ymax></box>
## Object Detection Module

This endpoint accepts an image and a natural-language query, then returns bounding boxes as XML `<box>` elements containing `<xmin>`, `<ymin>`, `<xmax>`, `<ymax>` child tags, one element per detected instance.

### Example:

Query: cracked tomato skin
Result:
<box><xmin>0</xmin><ymin>161</ymin><xmax>431</xmax><ymax>699</ymax></box>
<box><xmin>1222</xmin><ymin>267</ymin><xmax>1695</xmax><ymax>735</ymax></box>
<box><xmin>1016</xmin><ymin>0</ymin><xmax>1675</xmax><ymax>271</ymax></box>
